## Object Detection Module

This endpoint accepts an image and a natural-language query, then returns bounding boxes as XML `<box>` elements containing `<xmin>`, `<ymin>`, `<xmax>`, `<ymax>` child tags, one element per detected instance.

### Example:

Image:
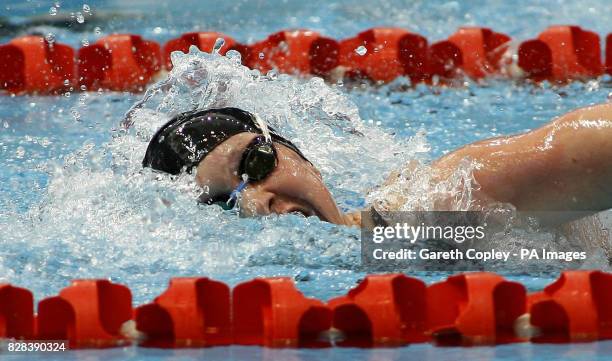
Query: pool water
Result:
<box><xmin>1</xmin><ymin>1</ymin><xmax>612</xmax><ymax>360</ymax></box>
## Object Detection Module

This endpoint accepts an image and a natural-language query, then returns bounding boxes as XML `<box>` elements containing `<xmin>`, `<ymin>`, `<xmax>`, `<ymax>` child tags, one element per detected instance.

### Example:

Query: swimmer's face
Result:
<box><xmin>195</xmin><ymin>133</ymin><xmax>347</xmax><ymax>224</ymax></box>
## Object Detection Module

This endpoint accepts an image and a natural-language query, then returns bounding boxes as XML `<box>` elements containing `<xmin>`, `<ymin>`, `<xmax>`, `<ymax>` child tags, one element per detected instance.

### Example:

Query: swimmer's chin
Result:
<box><xmin>237</xmin><ymin>206</ymin><xmax>359</xmax><ymax>226</ymax></box>
<box><xmin>305</xmin><ymin>208</ymin><xmax>361</xmax><ymax>227</ymax></box>
<box><xmin>293</xmin><ymin>207</ymin><xmax>361</xmax><ymax>226</ymax></box>
<box><xmin>292</xmin><ymin>211</ymin><xmax>360</xmax><ymax>227</ymax></box>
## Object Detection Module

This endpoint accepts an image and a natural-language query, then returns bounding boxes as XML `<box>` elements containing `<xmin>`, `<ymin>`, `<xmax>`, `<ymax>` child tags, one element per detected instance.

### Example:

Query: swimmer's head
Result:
<box><xmin>143</xmin><ymin>107</ymin><xmax>348</xmax><ymax>224</ymax></box>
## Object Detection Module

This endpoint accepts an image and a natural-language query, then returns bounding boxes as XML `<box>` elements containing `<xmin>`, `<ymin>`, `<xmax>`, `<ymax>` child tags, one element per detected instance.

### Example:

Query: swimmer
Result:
<box><xmin>143</xmin><ymin>103</ymin><xmax>612</xmax><ymax>227</ymax></box>
<box><xmin>143</xmin><ymin>107</ymin><xmax>348</xmax><ymax>224</ymax></box>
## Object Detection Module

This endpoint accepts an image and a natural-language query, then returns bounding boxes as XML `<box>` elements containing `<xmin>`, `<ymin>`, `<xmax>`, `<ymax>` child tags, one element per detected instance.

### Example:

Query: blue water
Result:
<box><xmin>1</xmin><ymin>1</ymin><xmax>612</xmax><ymax>360</ymax></box>
<box><xmin>3</xmin><ymin>342</ymin><xmax>612</xmax><ymax>361</ymax></box>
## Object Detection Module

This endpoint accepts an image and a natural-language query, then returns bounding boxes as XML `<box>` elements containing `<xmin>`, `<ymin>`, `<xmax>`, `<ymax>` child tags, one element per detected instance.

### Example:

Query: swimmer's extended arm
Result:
<box><xmin>432</xmin><ymin>103</ymin><xmax>612</xmax><ymax>220</ymax></box>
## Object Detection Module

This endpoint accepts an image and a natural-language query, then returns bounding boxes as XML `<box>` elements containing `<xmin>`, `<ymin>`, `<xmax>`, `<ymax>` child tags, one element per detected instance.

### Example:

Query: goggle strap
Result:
<box><xmin>227</xmin><ymin>178</ymin><xmax>249</xmax><ymax>206</ymax></box>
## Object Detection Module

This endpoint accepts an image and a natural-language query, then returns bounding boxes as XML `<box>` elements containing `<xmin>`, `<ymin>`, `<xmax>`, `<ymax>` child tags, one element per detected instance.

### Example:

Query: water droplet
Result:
<box><xmin>94</xmin><ymin>26</ymin><xmax>102</xmax><ymax>35</ymax></box>
<box><xmin>212</xmin><ymin>38</ymin><xmax>225</xmax><ymax>54</ymax></box>
<box><xmin>309</xmin><ymin>77</ymin><xmax>324</xmax><ymax>86</ymax></box>
<box><xmin>294</xmin><ymin>270</ymin><xmax>310</xmax><ymax>282</ymax></box>
<box><xmin>586</xmin><ymin>80</ymin><xmax>599</xmax><ymax>92</ymax></box>
<box><xmin>64</xmin><ymin>92</ymin><xmax>71</xmax><ymax>98</ymax></box>
<box><xmin>80</xmin><ymin>84</ymin><xmax>87</xmax><ymax>91</ymax></box>
<box><xmin>45</xmin><ymin>33</ymin><xmax>56</xmax><ymax>44</ymax></box>
<box><xmin>15</xmin><ymin>146</ymin><xmax>25</xmax><ymax>158</ymax></box>
<box><xmin>153</xmin><ymin>26</ymin><xmax>163</xmax><ymax>34</ymax></box>
<box><xmin>188</xmin><ymin>45</ymin><xmax>200</xmax><ymax>54</ymax></box>
<box><xmin>54</xmin><ymin>1</ymin><xmax>61</xmax><ymax>7</ymax></box>
<box><xmin>49</xmin><ymin>7</ymin><xmax>57</xmax><ymax>15</ymax></box>
<box><xmin>71</xmin><ymin>108</ymin><xmax>81</xmax><ymax>121</ymax></box>
<box><xmin>76</xmin><ymin>12</ymin><xmax>84</xmax><ymax>23</ymax></box>
<box><xmin>278</xmin><ymin>41</ymin><xmax>289</xmax><ymax>53</ymax></box>
<box><xmin>63</xmin><ymin>79</ymin><xmax>70</xmax><ymax>86</ymax></box>
<box><xmin>81</xmin><ymin>38</ymin><xmax>89</xmax><ymax>46</ymax></box>
<box><xmin>82</xmin><ymin>4</ymin><xmax>91</xmax><ymax>13</ymax></box>
<box><xmin>225</xmin><ymin>49</ymin><xmax>242</xmax><ymax>64</ymax></box>
<box><xmin>258</xmin><ymin>52</ymin><xmax>265</xmax><ymax>59</ymax></box>
<box><xmin>355</xmin><ymin>45</ymin><xmax>367</xmax><ymax>56</ymax></box>
<box><xmin>3</xmin><ymin>121</ymin><xmax>9</xmax><ymax>128</ymax></box>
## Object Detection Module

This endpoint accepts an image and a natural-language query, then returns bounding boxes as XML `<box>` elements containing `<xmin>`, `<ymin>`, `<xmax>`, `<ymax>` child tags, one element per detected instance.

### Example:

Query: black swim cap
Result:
<box><xmin>142</xmin><ymin>107</ymin><xmax>309</xmax><ymax>175</ymax></box>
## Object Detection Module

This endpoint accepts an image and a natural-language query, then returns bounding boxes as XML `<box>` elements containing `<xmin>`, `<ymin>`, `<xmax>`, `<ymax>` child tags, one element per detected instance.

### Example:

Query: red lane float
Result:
<box><xmin>135</xmin><ymin>277</ymin><xmax>231</xmax><ymax>347</ymax></box>
<box><xmin>328</xmin><ymin>274</ymin><xmax>428</xmax><ymax>347</ymax></box>
<box><xmin>0</xmin><ymin>284</ymin><xmax>34</xmax><ymax>340</ymax></box>
<box><xmin>77</xmin><ymin>34</ymin><xmax>161</xmax><ymax>91</ymax></box>
<box><xmin>242</xmin><ymin>30</ymin><xmax>339</xmax><ymax>77</ymax></box>
<box><xmin>338</xmin><ymin>27</ymin><xmax>429</xmax><ymax>83</ymax></box>
<box><xmin>538</xmin><ymin>25</ymin><xmax>603</xmax><ymax>80</ymax></box>
<box><xmin>0</xmin><ymin>36</ymin><xmax>74</xmax><ymax>94</ymax></box>
<box><xmin>0</xmin><ymin>26</ymin><xmax>609</xmax><ymax>95</ymax></box>
<box><xmin>163</xmin><ymin>32</ymin><xmax>237</xmax><ymax>69</ymax></box>
<box><xmin>37</xmin><ymin>279</ymin><xmax>132</xmax><ymax>348</ymax></box>
<box><xmin>3</xmin><ymin>272</ymin><xmax>612</xmax><ymax>348</ymax></box>
<box><xmin>447</xmin><ymin>27</ymin><xmax>511</xmax><ymax>79</ymax></box>
<box><xmin>528</xmin><ymin>270</ymin><xmax>612</xmax><ymax>343</ymax></box>
<box><xmin>232</xmin><ymin>277</ymin><xmax>332</xmax><ymax>347</ymax></box>
<box><xmin>427</xmin><ymin>40</ymin><xmax>463</xmax><ymax>81</ymax></box>
<box><xmin>398</xmin><ymin>33</ymin><xmax>429</xmax><ymax>83</ymax></box>
<box><xmin>518</xmin><ymin>39</ymin><xmax>553</xmax><ymax>81</ymax></box>
<box><xmin>426</xmin><ymin>272</ymin><xmax>526</xmax><ymax>345</ymax></box>
<box><xmin>519</xmin><ymin>26</ymin><xmax>603</xmax><ymax>82</ymax></box>
<box><xmin>606</xmin><ymin>33</ymin><xmax>612</xmax><ymax>75</ymax></box>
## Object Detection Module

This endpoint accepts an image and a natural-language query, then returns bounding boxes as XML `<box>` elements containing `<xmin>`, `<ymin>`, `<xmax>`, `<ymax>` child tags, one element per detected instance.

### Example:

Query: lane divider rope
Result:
<box><xmin>0</xmin><ymin>25</ymin><xmax>610</xmax><ymax>94</ymax></box>
<box><xmin>1</xmin><ymin>270</ymin><xmax>611</xmax><ymax>348</ymax></box>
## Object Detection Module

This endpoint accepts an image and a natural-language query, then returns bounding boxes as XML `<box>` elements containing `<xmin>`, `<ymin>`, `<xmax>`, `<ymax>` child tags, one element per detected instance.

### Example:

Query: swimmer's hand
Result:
<box><xmin>343</xmin><ymin>211</ymin><xmax>362</xmax><ymax>227</ymax></box>
<box><xmin>343</xmin><ymin>207</ymin><xmax>388</xmax><ymax>229</ymax></box>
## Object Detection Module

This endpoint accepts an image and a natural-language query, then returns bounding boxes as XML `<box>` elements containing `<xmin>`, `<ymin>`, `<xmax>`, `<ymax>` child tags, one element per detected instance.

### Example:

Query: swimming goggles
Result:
<box><xmin>198</xmin><ymin>135</ymin><xmax>277</xmax><ymax>210</ymax></box>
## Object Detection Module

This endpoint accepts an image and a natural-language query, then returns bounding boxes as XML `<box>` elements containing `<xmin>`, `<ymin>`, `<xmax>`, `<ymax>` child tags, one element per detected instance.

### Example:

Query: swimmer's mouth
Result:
<box><xmin>266</xmin><ymin>195</ymin><xmax>329</xmax><ymax>222</ymax></box>
<box><xmin>286</xmin><ymin>205</ymin><xmax>326</xmax><ymax>222</ymax></box>
<box><xmin>287</xmin><ymin>207</ymin><xmax>313</xmax><ymax>218</ymax></box>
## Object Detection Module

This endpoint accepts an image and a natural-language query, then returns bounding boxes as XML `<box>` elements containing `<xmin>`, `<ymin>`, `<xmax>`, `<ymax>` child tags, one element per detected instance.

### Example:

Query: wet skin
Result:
<box><xmin>431</xmin><ymin>102</ymin><xmax>612</xmax><ymax>222</ymax></box>
<box><xmin>196</xmin><ymin>103</ymin><xmax>612</xmax><ymax>226</ymax></box>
